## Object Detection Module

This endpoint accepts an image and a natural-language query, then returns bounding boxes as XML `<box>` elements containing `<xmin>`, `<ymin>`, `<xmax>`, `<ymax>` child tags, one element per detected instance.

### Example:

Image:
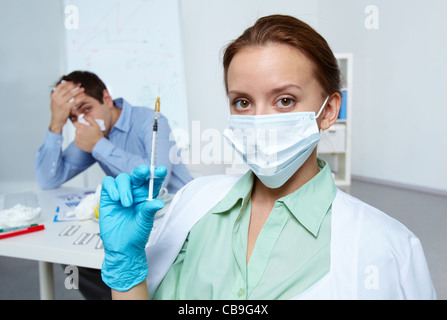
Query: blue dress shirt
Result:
<box><xmin>35</xmin><ymin>98</ymin><xmax>192</xmax><ymax>192</ymax></box>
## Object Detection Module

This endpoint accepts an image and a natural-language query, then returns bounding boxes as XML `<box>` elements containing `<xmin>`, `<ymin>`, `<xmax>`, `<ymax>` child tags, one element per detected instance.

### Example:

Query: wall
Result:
<box><xmin>0</xmin><ymin>0</ymin><xmax>64</xmax><ymax>185</ymax></box>
<box><xmin>317</xmin><ymin>0</ymin><xmax>447</xmax><ymax>193</ymax></box>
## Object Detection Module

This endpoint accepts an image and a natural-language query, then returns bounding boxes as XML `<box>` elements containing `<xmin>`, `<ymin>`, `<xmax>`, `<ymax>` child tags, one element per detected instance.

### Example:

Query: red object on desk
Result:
<box><xmin>0</xmin><ymin>224</ymin><xmax>45</xmax><ymax>240</ymax></box>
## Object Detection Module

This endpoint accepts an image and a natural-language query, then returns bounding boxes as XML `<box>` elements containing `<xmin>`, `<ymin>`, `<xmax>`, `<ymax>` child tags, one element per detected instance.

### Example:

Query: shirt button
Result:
<box><xmin>237</xmin><ymin>288</ymin><xmax>245</xmax><ymax>297</ymax></box>
<box><xmin>57</xmin><ymin>140</ymin><xmax>61</xmax><ymax>144</ymax></box>
<box><xmin>52</xmin><ymin>162</ymin><xmax>56</xmax><ymax>166</ymax></box>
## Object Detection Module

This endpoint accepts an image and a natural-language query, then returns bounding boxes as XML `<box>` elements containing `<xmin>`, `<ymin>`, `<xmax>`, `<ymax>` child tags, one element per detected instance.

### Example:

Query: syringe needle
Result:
<box><xmin>148</xmin><ymin>97</ymin><xmax>160</xmax><ymax>201</ymax></box>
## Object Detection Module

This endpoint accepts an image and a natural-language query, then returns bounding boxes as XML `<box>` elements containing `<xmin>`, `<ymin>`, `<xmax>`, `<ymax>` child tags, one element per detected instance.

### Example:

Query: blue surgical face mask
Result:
<box><xmin>223</xmin><ymin>96</ymin><xmax>329</xmax><ymax>188</ymax></box>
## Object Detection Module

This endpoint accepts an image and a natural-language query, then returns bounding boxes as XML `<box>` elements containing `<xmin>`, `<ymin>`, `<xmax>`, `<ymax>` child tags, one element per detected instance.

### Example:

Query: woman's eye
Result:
<box><xmin>276</xmin><ymin>98</ymin><xmax>295</xmax><ymax>108</ymax></box>
<box><xmin>235</xmin><ymin>100</ymin><xmax>251</xmax><ymax>110</ymax></box>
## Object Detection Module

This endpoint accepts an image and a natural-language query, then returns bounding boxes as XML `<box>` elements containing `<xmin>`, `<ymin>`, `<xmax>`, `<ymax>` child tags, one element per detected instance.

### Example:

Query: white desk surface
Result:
<box><xmin>0</xmin><ymin>187</ymin><xmax>103</xmax><ymax>269</ymax></box>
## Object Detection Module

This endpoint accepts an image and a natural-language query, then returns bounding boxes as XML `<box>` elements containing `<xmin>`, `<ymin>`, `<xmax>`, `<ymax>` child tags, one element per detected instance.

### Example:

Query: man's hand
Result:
<box><xmin>49</xmin><ymin>81</ymin><xmax>85</xmax><ymax>134</ymax></box>
<box><xmin>73</xmin><ymin>115</ymin><xmax>104</xmax><ymax>153</ymax></box>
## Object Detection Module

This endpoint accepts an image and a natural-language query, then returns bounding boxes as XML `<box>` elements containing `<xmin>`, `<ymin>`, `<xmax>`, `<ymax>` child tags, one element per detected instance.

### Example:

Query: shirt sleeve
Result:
<box><xmin>155</xmin><ymin>115</ymin><xmax>192</xmax><ymax>192</ymax></box>
<box><xmin>91</xmin><ymin>135</ymin><xmax>157</xmax><ymax>177</ymax></box>
<box><xmin>35</xmin><ymin>130</ymin><xmax>95</xmax><ymax>189</ymax></box>
<box><xmin>356</xmin><ymin>217</ymin><xmax>437</xmax><ymax>300</ymax></box>
<box><xmin>91</xmin><ymin>113</ymin><xmax>192</xmax><ymax>192</ymax></box>
<box><xmin>399</xmin><ymin>236</ymin><xmax>437</xmax><ymax>299</ymax></box>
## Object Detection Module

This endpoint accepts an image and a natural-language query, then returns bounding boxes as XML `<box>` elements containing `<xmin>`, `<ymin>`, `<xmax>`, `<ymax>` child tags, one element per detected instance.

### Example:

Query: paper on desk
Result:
<box><xmin>52</xmin><ymin>188</ymin><xmax>96</xmax><ymax>222</ymax></box>
<box><xmin>53</xmin><ymin>185</ymin><xmax>175</xmax><ymax>222</ymax></box>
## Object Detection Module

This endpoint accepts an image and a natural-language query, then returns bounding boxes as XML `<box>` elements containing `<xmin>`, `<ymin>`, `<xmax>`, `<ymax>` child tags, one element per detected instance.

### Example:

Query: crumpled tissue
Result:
<box><xmin>66</xmin><ymin>184</ymin><xmax>101</xmax><ymax>220</ymax></box>
<box><xmin>78</xmin><ymin>113</ymin><xmax>106</xmax><ymax>131</ymax></box>
<box><xmin>0</xmin><ymin>204</ymin><xmax>41</xmax><ymax>229</ymax></box>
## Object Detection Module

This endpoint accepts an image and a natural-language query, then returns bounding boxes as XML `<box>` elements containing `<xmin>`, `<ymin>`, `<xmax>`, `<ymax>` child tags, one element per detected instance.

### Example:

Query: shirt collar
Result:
<box><xmin>210</xmin><ymin>159</ymin><xmax>336</xmax><ymax>238</ymax></box>
<box><xmin>280</xmin><ymin>158</ymin><xmax>336</xmax><ymax>237</ymax></box>
<box><xmin>210</xmin><ymin>170</ymin><xmax>253</xmax><ymax>214</ymax></box>
<box><xmin>111</xmin><ymin>98</ymin><xmax>132</xmax><ymax>133</ymax></box>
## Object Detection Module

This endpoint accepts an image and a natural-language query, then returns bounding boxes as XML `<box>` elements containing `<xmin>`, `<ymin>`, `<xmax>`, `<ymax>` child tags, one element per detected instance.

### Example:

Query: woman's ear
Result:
<box><xmin>319</xmin><ymin>93</ymin><xmax>341</xmax><ymax>130</ymax></box>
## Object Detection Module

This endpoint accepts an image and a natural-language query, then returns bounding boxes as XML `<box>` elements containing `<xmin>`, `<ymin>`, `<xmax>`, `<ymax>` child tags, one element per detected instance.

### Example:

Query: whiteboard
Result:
<box><xmin>63</xmin><ymin>0</ymin><xmax>188</xmax><ymax>135</ymax></box>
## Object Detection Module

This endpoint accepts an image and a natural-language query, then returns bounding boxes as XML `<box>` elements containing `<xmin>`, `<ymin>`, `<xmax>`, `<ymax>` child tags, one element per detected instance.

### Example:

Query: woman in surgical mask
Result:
<box><xmin>99</xmin><ymin>15</ymin><xmax>436</xmax><ymax>300</ymax></box>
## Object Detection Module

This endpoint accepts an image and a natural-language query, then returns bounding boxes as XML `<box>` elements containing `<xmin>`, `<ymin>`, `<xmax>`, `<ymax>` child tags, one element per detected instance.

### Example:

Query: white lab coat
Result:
<box><xmin>145</xmin><ymin>174</ymin><xmax>437</xmax><ymax>299</ymax></box>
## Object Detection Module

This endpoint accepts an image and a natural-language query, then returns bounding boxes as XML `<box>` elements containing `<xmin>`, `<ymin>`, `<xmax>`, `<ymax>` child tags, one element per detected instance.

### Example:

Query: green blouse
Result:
<box><xmin>154</xmin><ymin>159</ymin><xmax>336</xmax><ymax>299</ymax></box>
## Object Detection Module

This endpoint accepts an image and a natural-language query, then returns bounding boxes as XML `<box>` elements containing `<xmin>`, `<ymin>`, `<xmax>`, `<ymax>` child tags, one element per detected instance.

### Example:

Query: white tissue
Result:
<box><xmin>65</xmin><ymin>184</ymin><xmax>101</xmax><ymax>220</ymax></box>
<box><xmin>0</xmin><ymin>204</ymin><xmax>41</xmax><ymax>229</ymax></box>
<box><xmin>77</xmin><ymin>113</ymin><xmax>106</xmax><ymax>131</ymax></box>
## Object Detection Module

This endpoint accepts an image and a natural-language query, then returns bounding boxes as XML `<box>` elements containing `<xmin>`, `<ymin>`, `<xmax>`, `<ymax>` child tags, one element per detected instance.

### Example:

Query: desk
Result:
<box><xmin>0</xmin><ymin>187</ymin><xmax>104</xmax><ymax>299</ymax></box>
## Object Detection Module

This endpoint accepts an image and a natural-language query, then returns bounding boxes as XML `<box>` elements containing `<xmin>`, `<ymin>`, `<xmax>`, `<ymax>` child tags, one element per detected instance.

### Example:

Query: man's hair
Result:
<box><xmin>56</xmin><ymin>71</ymin><xmax>107</xmax><ymax>103</ymax></box>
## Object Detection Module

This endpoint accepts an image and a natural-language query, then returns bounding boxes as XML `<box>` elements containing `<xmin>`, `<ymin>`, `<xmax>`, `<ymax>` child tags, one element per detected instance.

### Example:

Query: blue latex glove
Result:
<box><xmin>99</xmin><ymin>165</ymin><xmax>167</xmax><ymax>292</ymax></box>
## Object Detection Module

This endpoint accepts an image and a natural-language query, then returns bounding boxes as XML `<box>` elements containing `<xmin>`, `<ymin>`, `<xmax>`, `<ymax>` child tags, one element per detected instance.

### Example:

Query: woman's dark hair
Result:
<box><xmin>223</xmin><ymin>15</ymin><xmax>341</xmax><ymax>97</ymax></box>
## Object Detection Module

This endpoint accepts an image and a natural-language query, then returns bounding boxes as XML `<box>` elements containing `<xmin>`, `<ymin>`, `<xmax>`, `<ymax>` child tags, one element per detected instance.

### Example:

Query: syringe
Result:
<box><xmin>148</xmin><ymin>97</ymin><xmax>160</xmax><ymax>201</ymax></box>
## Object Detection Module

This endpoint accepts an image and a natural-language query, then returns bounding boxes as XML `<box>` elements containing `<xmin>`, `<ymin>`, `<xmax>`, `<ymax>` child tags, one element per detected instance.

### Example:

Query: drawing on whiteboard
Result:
<box><xmin>64</xmin><ymin>0</ymin><xmax>188</xmax><ymax>137</ymax></box>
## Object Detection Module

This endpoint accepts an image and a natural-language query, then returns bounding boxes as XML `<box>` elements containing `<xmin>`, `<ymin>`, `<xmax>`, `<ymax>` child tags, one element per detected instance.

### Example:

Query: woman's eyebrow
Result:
<box><xmin>228</xmin><ymin>84</ymin><xmax>302</xmax><ymax>96</ymax></box>
<box><xmin>268</xmin><ymin>84</ymin><xmax>302</xmax><ymax>95</ymax></box>
<box><xmin>227</xmin><ymin>90</ymin><xmax>254</xmax><ymax>100</ymax></box>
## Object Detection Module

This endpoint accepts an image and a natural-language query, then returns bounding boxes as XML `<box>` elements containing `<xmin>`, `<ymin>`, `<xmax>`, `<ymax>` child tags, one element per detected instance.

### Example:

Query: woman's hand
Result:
<box><xmin>99</xmin><ymin>165</ymin><xmax>167</xmax><ymax>292</ymax></box>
